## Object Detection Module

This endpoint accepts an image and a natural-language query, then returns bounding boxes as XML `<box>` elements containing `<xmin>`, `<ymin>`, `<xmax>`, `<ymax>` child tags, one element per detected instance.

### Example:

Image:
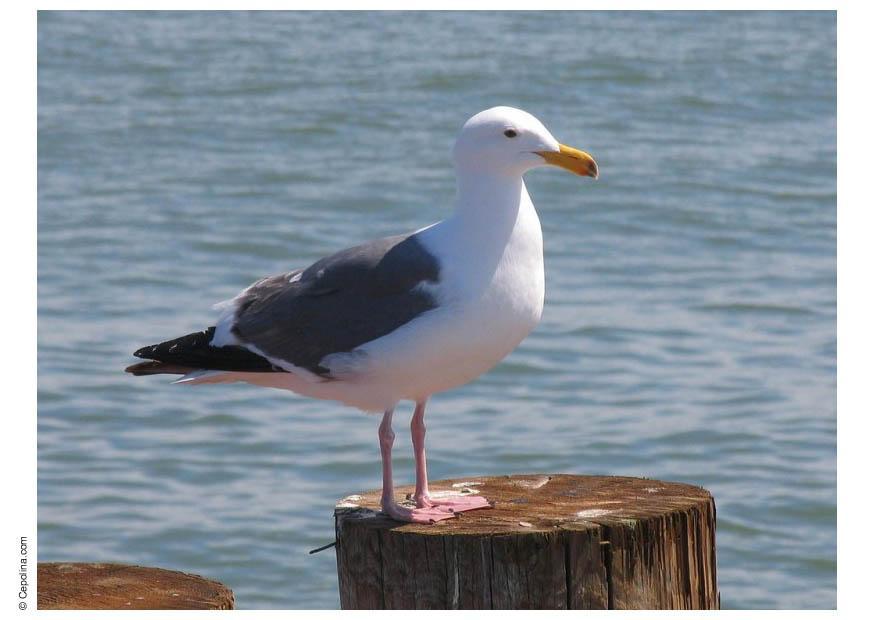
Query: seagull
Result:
<box><xmin>126</xmin><ymin>106</ymin><xmax>598</xmax><ymax>523</ymax></box>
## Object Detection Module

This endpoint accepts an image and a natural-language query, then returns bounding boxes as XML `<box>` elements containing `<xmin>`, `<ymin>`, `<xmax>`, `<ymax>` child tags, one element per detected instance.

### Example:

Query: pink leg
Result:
<box><xmin>411</xmin><ymin>400</ymin><xmax>431</xmax><ymax>505</ymax></box>
<box><xmin>411</xmin><ymin>399</ymin><xmax>491</xmax><ymax>514</ymax></box>
<box><xmin>378</xmin><ymin>407</ymin><xmax>455</xmax><ymax>524</ymax></box>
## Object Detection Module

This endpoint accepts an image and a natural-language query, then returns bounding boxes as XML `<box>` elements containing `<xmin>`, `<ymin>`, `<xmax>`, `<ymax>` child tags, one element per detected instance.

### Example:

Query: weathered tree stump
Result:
<box><xmin>37</xmin><ymin>563</ymin><xmax>234</xmax><ymax>610</ymax></box>
<box><xmin>334</xmin><ymin>474</ymin><xmax>718</xmax><ymax>609</ymax></box>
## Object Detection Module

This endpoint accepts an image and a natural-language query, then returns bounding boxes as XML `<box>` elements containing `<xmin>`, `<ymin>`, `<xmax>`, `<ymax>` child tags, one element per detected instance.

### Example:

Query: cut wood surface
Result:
<box><xmin>37</xmin><ymin>562</ymin><xmax>234</xmax><ymax>610</ymax></box>
<box><xmin>334</xmin><ymin>473</ymin><xmax>718</xmax><ymax>609</ymax></box>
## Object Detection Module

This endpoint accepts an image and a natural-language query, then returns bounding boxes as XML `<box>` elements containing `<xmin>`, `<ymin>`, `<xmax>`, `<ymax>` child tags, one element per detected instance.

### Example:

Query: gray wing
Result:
<box><xmin>230</xmin><ymin>232</ymin><xmax>440</xmax><ymax>376</ymax></box>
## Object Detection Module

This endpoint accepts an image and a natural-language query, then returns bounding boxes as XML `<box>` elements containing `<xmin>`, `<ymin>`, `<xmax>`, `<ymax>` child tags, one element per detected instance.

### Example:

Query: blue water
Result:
<box><xmin>38</xmin><ymin>11</ymin><xmax>836</xmax><ymax>609</ymax></box>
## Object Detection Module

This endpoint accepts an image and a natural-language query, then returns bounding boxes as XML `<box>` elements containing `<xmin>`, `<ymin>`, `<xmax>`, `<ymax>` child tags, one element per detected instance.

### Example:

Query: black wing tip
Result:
<box><xmin>128</xmin><ymin>326</ymin><xmax>282</xmax><ymax>374</ymax></box>
<box><xmin>133</xmin><ymin>344</ymin><xmax>158</xmax><ymax>359</ymax></box>
<box><xmin>133</xmin><ymin>327</ymin><xmax>216</xmax><ymax>360</ymax></box>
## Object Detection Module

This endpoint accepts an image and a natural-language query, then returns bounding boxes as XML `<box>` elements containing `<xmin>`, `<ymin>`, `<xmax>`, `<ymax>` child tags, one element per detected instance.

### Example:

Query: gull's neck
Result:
<box><xmin>414</xmin><ymin>165</ymin><xmax>542</xmax><ymax>297</ymax></box>
<box><xmin>451</xmin><ymin>168</ymin><xmax>526</xmax><ymax>242</ymax></box>
<box><xmin>418</xmin><ymin>167</ymin><xmax>541</xmax><ymax>297</ymax></box>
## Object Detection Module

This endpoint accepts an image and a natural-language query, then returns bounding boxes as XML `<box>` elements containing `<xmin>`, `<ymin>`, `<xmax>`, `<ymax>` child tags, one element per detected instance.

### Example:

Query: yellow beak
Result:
<box><xmin>537</xmin><ymin>143</ymin><xmax>599</xmax><ymax>179</ymax></box>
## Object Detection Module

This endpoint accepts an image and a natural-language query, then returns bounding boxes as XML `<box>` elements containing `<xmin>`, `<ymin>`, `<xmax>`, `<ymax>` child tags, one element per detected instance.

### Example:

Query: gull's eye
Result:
<box><xmin>503</xmin><ymin>129</ymin><xmax>518</xmax><ymax>138</ymax></box>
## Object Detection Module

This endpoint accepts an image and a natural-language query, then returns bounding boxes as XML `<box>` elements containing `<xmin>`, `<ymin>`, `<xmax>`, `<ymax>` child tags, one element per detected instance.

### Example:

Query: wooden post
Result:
<box><xmin>37</xmin><ymin>563</ymin><xmax>234</xmax><ymax>610</ymax></box>
<box><xmin>334</xmin><ymin>474</ymin><xmax>718</xmax><ymax>610</ymax></box>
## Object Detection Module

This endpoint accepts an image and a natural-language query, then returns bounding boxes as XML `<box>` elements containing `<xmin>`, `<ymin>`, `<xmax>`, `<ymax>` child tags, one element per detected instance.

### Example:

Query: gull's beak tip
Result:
<box><xmin>587</xmin><ymin>160</ymin><xmax>599</xmax><ymax>180</ymax></box>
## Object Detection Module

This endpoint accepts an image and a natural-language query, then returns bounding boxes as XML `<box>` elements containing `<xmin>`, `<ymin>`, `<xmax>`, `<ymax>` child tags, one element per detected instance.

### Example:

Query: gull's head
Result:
<box><xmin>452</xmin><ymin>106</ymin><xmax>598</xmax><ymax>179</ymax></box>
